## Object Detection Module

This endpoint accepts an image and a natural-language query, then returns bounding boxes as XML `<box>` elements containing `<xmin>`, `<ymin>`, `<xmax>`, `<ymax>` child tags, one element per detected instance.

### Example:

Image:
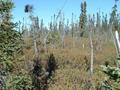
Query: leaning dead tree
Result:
<box><xmin>114</xmin><ymin>31</ymin><xmax>120</xmax><ymax>67</ymax></box>
<box><xmin>109</xmin><ymin>21</ymin><xmax>120</xmax><ymax>67</ymax></box>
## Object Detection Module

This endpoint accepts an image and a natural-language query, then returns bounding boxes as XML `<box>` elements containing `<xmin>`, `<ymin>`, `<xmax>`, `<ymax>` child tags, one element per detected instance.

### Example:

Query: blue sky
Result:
<box><xmin>12</xmin><ymin>0</ymin><xmax>120</xmax><ymax>26</ymax></box>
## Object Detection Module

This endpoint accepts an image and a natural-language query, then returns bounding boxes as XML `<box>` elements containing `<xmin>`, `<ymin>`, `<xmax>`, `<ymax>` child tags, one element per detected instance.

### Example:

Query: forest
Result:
<box><xmin>0</xmin><ymin>0</ymin><xmax>120</xmax><ymax>90</ymax></box>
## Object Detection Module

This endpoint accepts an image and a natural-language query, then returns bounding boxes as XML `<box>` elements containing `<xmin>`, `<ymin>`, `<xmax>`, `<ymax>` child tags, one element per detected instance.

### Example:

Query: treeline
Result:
<box><xmin>20</xmin><ymin>0</ymin><xmax>120</xmax><ymax>49</ymax></box>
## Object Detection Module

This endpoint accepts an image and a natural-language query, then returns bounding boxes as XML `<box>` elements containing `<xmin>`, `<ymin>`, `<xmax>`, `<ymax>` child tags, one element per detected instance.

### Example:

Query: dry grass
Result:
<box><xmin>20</xmin><ymin>36</ymin><xmax>117</xmax><ymax>90</ymax></box>
<box><xmin>47</xmin><ymin>37</ymin><xmax>116</xmax><ymax>89</ymax></box>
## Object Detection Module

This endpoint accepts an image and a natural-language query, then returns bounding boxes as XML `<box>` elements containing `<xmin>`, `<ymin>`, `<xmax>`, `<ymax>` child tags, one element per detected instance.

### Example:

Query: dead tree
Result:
<box><xmin>24</xmin><ymin>4</ymin><xmax>39</xmax><ymax>58</ymax></box>
<box><xmin>89</xmin><ymin>19</ymin><xmax>94</xmax><ymax>77</ymax></box>
<box><xmin>114</xmin><ymin>31</ymin><xmax>120</xmax><ymax>67</ymax></box>
<box><xmin>87</xmin><ymin>15</ymin><xmax>95</xmax><ymax>90</ymax></box>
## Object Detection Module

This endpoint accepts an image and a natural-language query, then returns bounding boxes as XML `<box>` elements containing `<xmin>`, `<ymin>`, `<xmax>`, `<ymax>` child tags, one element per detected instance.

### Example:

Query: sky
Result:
<box><xmin>12</xmin><ymin>0</ymin><xmax>120</xmax><ymax>26</ymax></box>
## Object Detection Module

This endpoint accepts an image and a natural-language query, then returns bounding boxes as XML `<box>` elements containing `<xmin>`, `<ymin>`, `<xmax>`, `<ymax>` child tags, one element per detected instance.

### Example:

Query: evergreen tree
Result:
<box><xmin>92</xmin><ymin>14</ymin><xmax>95</xmax><ymax>27</ymax></box>
<box><xmin>71</xmin><ymin>13</ymin><xmax>74</xmax><ymax>37</ymax></box>
<box><xmin>109</xmin><ymin>0</ymin><xmax>119</xmax><ymax>31</ymax></box>
<box><xmin>79</xmin><ymin>1</ymin><xmax>87</xmax><ymax>36</ymax></box>
<box><xmin>0</xmin><ymin>0</ymin><xmax>22</xmax><ymax>89</ymax></box>
<box><xmin>102</xmin><ymin>14</ymin><xmax>108</xmax><ymax>32</ymax></box>
<box><xmin>0</xmin><ymin>0</ymin><xmax>22</xmax><ymax>72</ymax></box>
<box><xmin>96</xmin><ymin>12</ymin><xmax>101</xmax><ymax>28</ymax></box>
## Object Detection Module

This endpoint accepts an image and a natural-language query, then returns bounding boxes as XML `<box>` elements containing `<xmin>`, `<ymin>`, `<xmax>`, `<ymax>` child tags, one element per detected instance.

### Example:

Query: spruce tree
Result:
<box><xmin>0</xmin><ymin>0</ymin><xmax>22</xmax><ymax>71</ymax></box>
<box><xmin>109</xmin><ymin>0</ymin><xmax>119</xmax><ymax>31</ymax></box>
<box><xmin>96</xmin><ymin>12</ymin><xmax>101</xmax><ymax>28</ymax></box>
<box><xmin>79</xmin><ymin>1</ymin><xmax>87</xmax><ymax>37</ymax></box>
<box><xmin>102</xmin><ymin>14</ymin><xmax>108</xmax><ymax>32</ymax></box>
<box><xmin>0</xmin><ymin>0</ymin><xmax>22</xmax><ymax>89</ymax></box>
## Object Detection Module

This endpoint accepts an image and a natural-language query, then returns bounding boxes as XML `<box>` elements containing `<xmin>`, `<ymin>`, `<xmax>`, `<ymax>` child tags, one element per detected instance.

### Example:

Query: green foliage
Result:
<box><xmin>110</xmin><ymin>2</ymin><xmax>119</xmax><ymax>31</ymax></box>
<box><xmin>96</xmin><ymin>12</ymin><xmax>101</xmax><ymax>28</ymax></box>
<box><xmin>110</xmin><ymin>4</ymin><xmax>117</xmax><ymax>24</ymax></box>
<box><xmin>0</xmin><ymin>0</ymin><xmax>23</xmax><ymax>89</ymax></box>
<box><xmin>101</xmin><ymin>65</ymin><xmax>120</xmax><ymax>90</ymax></box>
<box><xmin>5</xmin><ymin>70</ymin><xmax>32</xmax><ymax>90</ymax></box>
<box><xmin>100</xmin><ymin>2</ymin><xmax>120</xmax><ymax>88</ymax></box>
<box><xmin>101</xmin><ymin>65</ymin><xmax>120</xmax><ymax>80</ymax></box>
<box><xmin>0</xmin><ymin>0</ymin><xmax>23</xmax><ymax>72</ymax></box>
<box><xmin>102</xmin><ymin>14</ymin><xmax>108</xmax><ymax>32</ymax></box>
<box><xmin>0</xmin><ymin>0</ymin><xmax>14</xmax><ymax>12</ymax></box>
<box><xmin>79</xmin><ymin>1</ymin><xmax>87</xmax><ymax>32</ymax></box>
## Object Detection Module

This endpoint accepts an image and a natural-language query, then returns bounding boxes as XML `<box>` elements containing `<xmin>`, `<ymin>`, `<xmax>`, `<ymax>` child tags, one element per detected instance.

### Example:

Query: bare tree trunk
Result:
<box><xmin>88</xmin><ymin>16</ymin><xmax>95</xmax><ymax>90</ymax></box>
<box><xmin>114</xmin><ymin>31</ymin><xmax>120</xmax><ymax>67</ymax></box>
<box><xmin>31</xmin><ymin>16</ymin><xmax>39</xmax><ymax>58</ymax></box>
<box><xmin>109</xmin><ymin>24</ymin><xmax>120</xmax><ymax>67</ymax></box>
<box><xmin>115</xmin><ymin>31</ymin><xmax>120</xmax><ymax>55</ymax></box>
<box><xmin>89</xmin><ymin>28</ymin><xmax>93</xmax><ymax>76</ymax></box>
<box><xmin>34</xmin><ymin>39</ymin><xmax>38</xmax><ymax>58</ymax></box>
<box><xmin>109</xmin><ymin>25</ymin><xmax>118</xmax><ymax>56</ymax></box>
<box><xmin>43</xmin><ymin>32</ymin><xmax>50</xmax><ymax>51</ymax></box>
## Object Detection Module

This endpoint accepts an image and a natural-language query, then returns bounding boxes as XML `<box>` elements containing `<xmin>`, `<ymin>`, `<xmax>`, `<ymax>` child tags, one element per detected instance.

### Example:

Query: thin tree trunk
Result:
<box><xmin>88</xmin><ymin>16</ymin><xmax>95</xmax><ymax>90</ymax></box>
<box><xmin>115</xmin><ymin>31</ymin><xmax>120</xmax><ymax>54</ymax></box>
<box><xmin>31</xmin><ymin>16</ymin><xmax>39</xmax><ymax>58</ymax></box>
<box><xmin>110</xmin><ymin>25</ymin><xmax>118</xmax><ymax>56</ymax></box>
<box><xmin>34</xmin><ymin>39</ymin><xmax>38</xmax><ymax>58</ymax></box>
<box><xmin>109</xmin><ymin>24</ymin><xmax>120</xmax><ymax>67</ymax></box>
<box><xmin>114</xmin><ymin>31</ymin><xmax>120</xmax><ymax>67</ymax></box>
<box><xmin>89</xmin><ymin>29</ymin><xmax>93</xmax><ymax>75</ymax></box>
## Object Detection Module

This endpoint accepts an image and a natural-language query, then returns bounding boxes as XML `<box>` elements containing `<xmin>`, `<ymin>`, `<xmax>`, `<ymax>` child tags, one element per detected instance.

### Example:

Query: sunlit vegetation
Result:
<box><xmin>0</xmin><ymin>0</ymin><xmax>120</xmax><ymax>90</ymax></box>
